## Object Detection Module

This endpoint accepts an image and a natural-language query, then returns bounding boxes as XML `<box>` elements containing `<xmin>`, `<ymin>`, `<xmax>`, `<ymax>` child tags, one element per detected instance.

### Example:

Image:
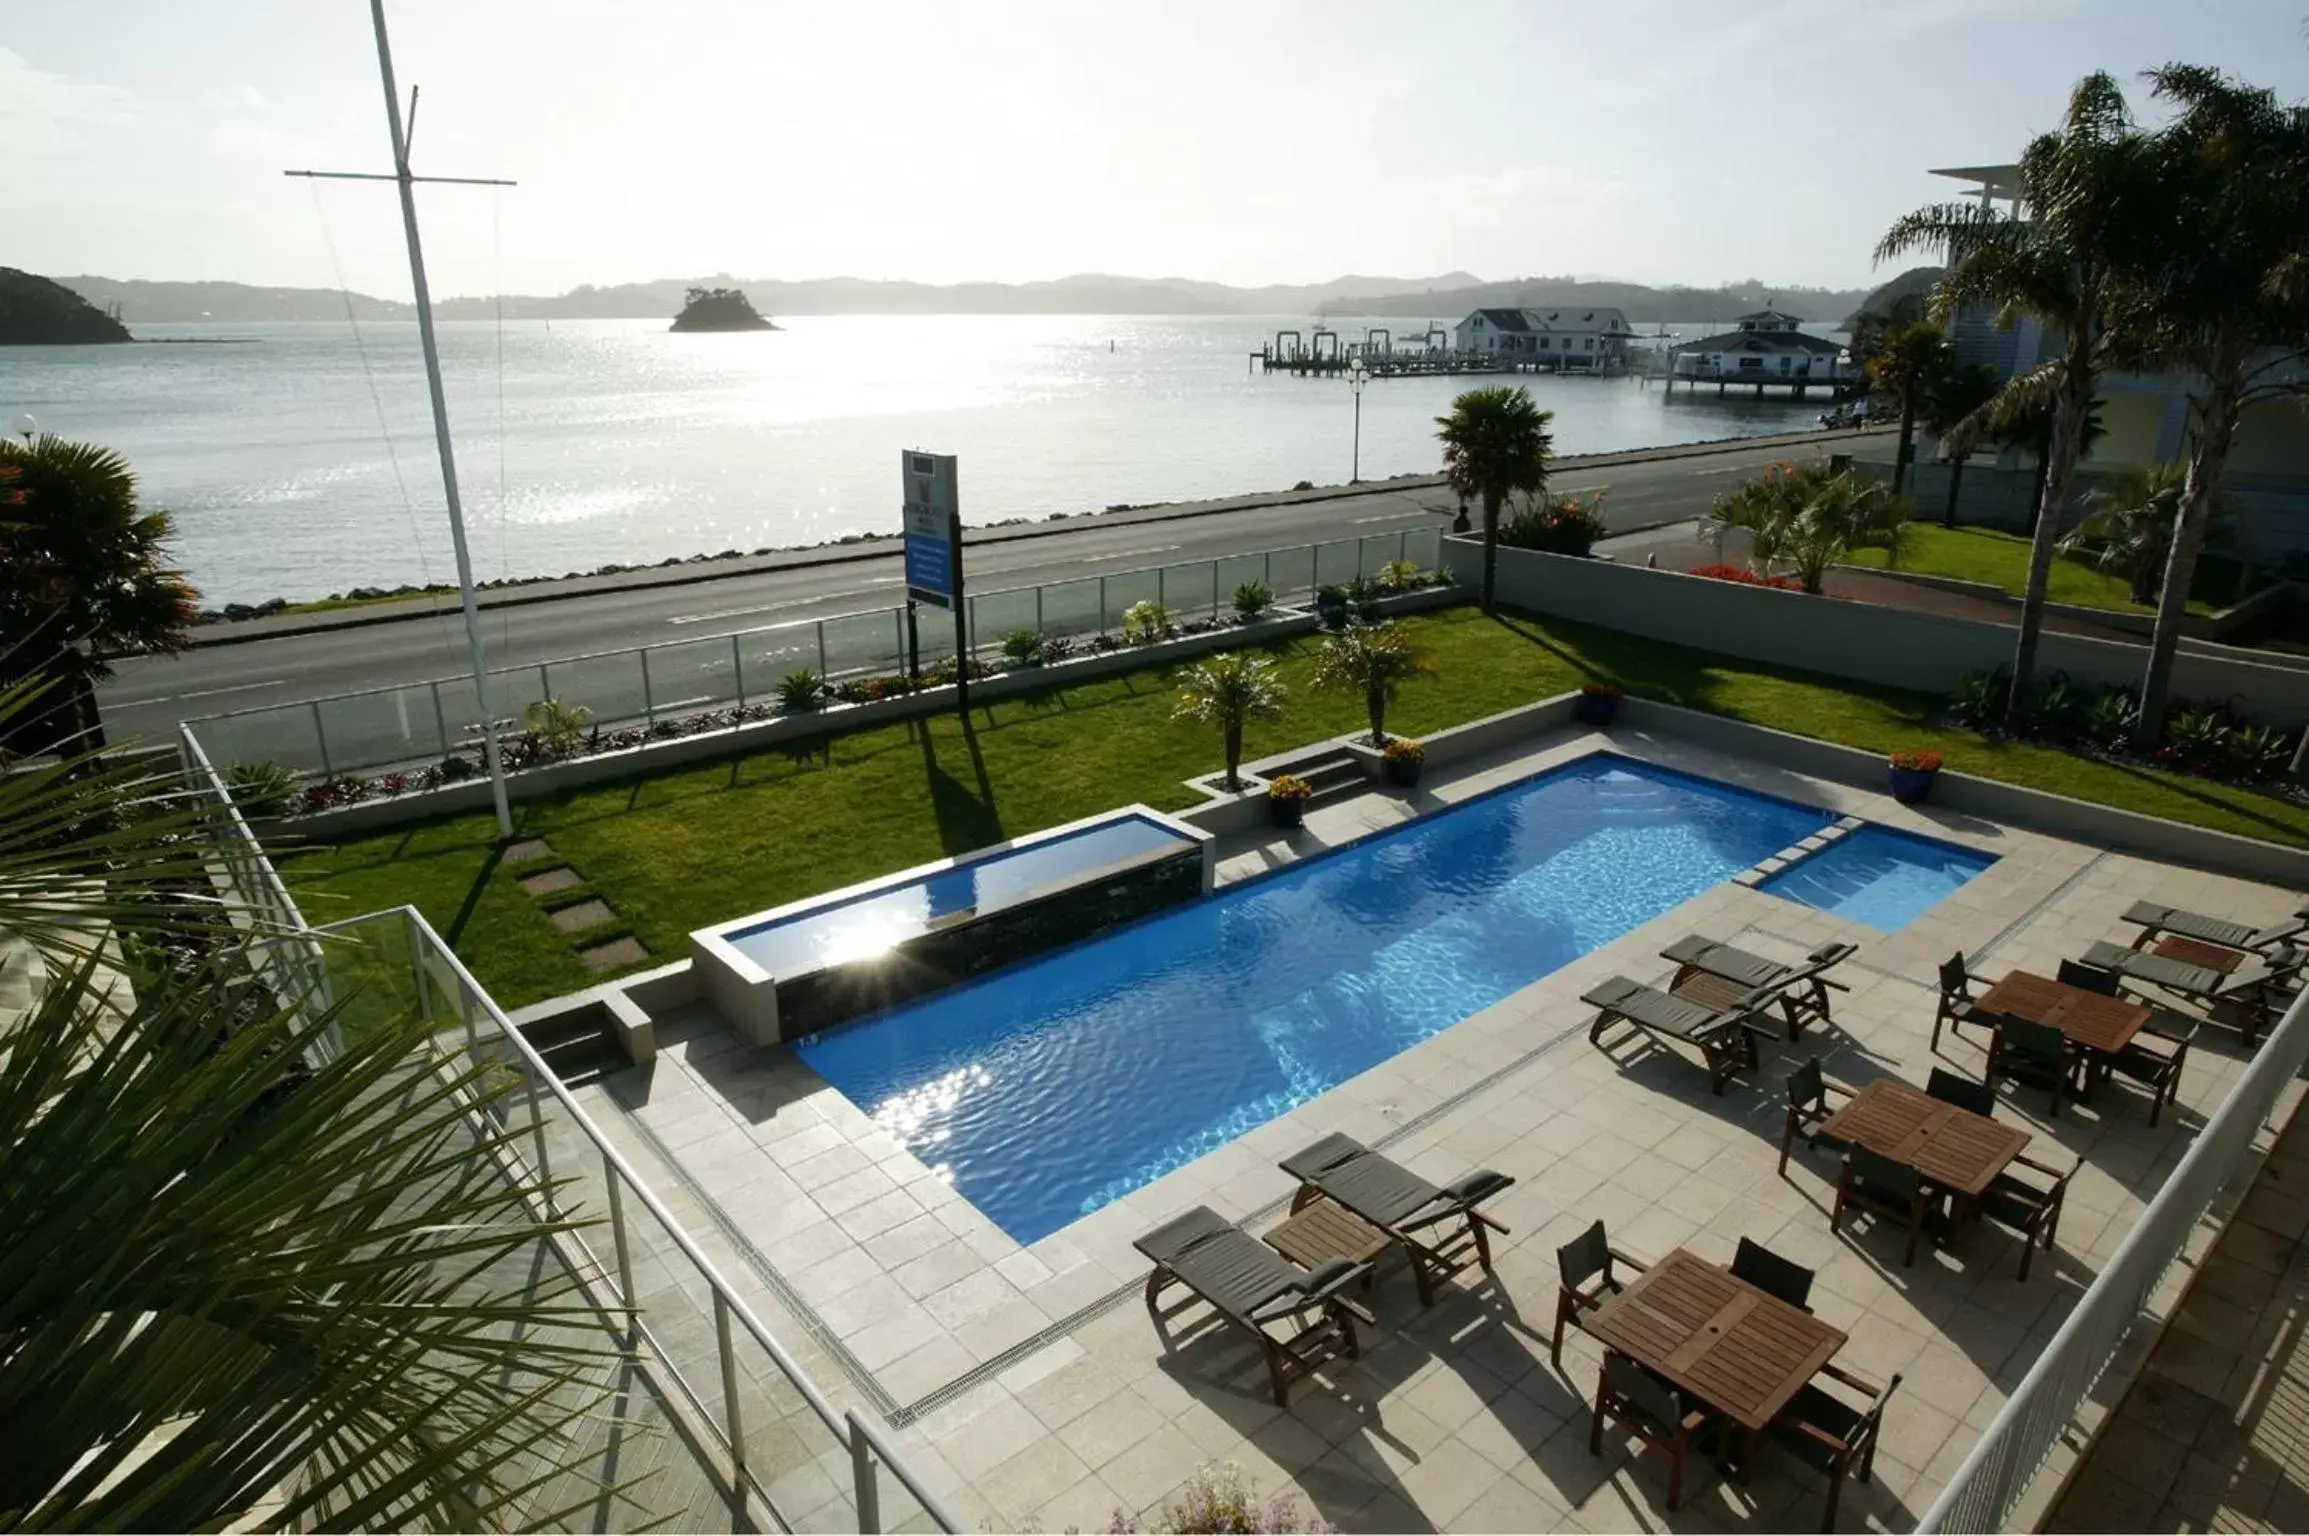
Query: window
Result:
<box><xmin>1779</xmin><ymin>355</ymin><xmax>1792</xmax><ymax>373</ymax></box>
<box><xmin>1539</xmin><ymin>337</ymin><xmax>1550</xmax><ymax>349</ymax></box>
<box><xmin>1583</xmin><ymin>337</ymin><xmax>1594</xmax><ymax>350</ymax></box>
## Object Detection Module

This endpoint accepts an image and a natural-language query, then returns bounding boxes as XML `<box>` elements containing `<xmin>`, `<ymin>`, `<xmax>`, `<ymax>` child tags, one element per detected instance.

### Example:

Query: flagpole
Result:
<box><xmin>364</xmin><ymin>0</ymin><xmax>513</xmax><ymax>837</ymax></box>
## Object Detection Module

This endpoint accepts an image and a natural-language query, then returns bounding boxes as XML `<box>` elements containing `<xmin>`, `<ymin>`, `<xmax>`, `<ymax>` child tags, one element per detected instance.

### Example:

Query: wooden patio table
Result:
<box><xmin>1979</xmin><ymin>970</ymin><xmax>2152</xmax><ymax>1058</ymax></box>
<box><xmin>1585</xmin><ymin>1247</ymin><xmax>1847</xmax><ymax>1475</ymax></box>
<box><xmin>1818</xmin><ymin>1078</ymin><xmax>2031</xmax><ymax>1201</ymax></box>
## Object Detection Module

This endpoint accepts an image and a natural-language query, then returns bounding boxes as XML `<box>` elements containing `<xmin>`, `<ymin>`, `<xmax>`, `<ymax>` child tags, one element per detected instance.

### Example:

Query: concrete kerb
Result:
<box><xmin>1840</xmin><ymin>563</ymin><xmax>2307</xmax><ymax>651</ymax></box>
<box><xmin>177</xmin><ymin>425</ymin><xmax>1894</xmax><ymax>649</ymax></box>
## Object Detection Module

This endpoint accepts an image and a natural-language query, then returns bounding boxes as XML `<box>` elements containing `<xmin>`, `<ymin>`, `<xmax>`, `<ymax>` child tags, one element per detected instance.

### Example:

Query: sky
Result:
<box><xmin>7</xmin><ymin>0</ymin><xmax>2308</xmax><ymax>301</ymax></box>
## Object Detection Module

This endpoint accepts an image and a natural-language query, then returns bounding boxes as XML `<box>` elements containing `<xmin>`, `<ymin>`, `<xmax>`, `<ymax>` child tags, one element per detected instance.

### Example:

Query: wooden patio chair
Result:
<box><xmin>1552</xmin><ymin>1218</ymin><xmax>1649</xmax><ymax>1367</ymax></box>
<box><xmin>1778</xmin><ymin>1055</ymin><xmax>1853</xmax><ymax>1178</ymax></box>
<box><xmin>1767</xmin><ymin>1364</ymin><xmax>1904</xmax><ymax>1531</ymax></box>
<box><xmin>1134</xmin><ymin>1205</ymin><xmax>1375</xmax><ymax>1406</ymax></box>
<box><xmin>1731</xmin><ymin>1236</ymin><xmax>1815</xmax><ymax>1311</ymax></box>
<box><xmin>2062</xmin><ymin>959</ymin><xmax>2196</xmax><ymax>1125</ymax></box>
<box><xmin>1976</xmin><ymin>1151</ymin><xmax>2079</xmax><ymax>1281</ymax></box>
<box><xmin>1832</xmin><ymin>1147</ymin><xmax>1934</xmax><ymax>1267</ymax></box>
<box><xmin>2079</xmin><ymin>938</ymin><xmax>2304</xmax><ymax>1049</ymax></box>
<box><xmin>1277</xmin><ymin>1132</ymin><xmax>1514</xmax><ymax>1306</ymax></box>
<box><xmin>1660</xmin><ymin>935</ymin><xmax>1858</xmax><ymax>1039</ymax></box>
<box><xmin>1987</xmin><ymin>1016</ymin><xmax>2081</xmax><ymax>1118</ymax></box>
<box><xmin>1589</xmin><ymin>1350</ymin><xmax>1721</xmax><ymax>1513</ymax></box>
<box><xmin>1931</xmin><ymin>951</ymin><xmax>1994</xmax><ymax>1055</ymax></box>
<box><xmin>2120</xmin><ymin>897</ymin><xmax>2309</xmax><ymax>956</ymax></box>
<box><xmin>1925</xmin><ymin>1066</ymin><xmax>1998</xmax><ymax>1119</ymax></box>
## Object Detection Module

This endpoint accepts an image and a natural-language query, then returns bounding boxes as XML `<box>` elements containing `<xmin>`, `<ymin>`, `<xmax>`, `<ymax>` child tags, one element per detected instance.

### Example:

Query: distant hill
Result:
<box><xmin>1</xmin><ymin>269</ymin><xmax>132</xmax><ymax>343</ymax></box>
<box><xmin>669</xmin><ymin>285</ymin><xmax>779</xmax><ymax>332</ymax></box>
<box><xmin>1314</xmin><ymin>276</ymin><xmax>1878</xmax><ymax>325</ymax></box>
<box><xmin>50</xmin><ymin>269</ymin><xmax>1873</xmax><ymax>324</ymax></box>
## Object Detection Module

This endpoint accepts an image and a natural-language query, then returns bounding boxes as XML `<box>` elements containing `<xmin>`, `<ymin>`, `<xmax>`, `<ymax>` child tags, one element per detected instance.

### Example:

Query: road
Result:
<box><xmin>106</xmin><ymin>431</ymin><xmax>1895</xmax><ymax>772</ymax></box>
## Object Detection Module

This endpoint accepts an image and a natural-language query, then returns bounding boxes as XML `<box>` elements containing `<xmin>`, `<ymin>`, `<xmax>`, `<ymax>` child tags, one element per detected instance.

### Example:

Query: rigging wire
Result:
<box><xmin>306</xmin><ymin>177</ymin><xmax>462</xmax><ymax>672</ymax></box>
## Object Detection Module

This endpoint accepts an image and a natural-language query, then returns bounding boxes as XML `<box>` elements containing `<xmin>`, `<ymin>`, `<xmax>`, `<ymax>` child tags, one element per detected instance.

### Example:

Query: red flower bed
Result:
<box><xmin>1689</xmin><ymin>564</ymin><xmax>1801</xmax><ymax>591</ymax></box>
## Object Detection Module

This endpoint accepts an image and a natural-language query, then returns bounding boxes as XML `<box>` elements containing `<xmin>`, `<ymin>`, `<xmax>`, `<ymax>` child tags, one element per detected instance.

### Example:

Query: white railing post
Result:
<box><xmin>311</xmin><ymin>702</ymin><xmax>332</xmax><ymax>779</ymax></box>
<box><xmin>430</xmin><ymin>679</ymin><xmax>450</xmax><ymax>758</ymax></box>
<box><xmin>606</xmin><ymin>1155</ymin><xmax>638</xmax><ymax>1344</ymax></box>
<box><xmin>639</xmin><ymin>650</ymin><xmax>655</xmax><ymax>726</ymax></box>
<box><xmin>715</xmin><ymin>1293</ymin><xmax>747</xmax><ymax>1515</ymax></box>
<box><xmin>730</xmin><ymin>632</ymin><xmax>746</xmax><ymax>708</ymax></box>
<box><xmin>853</xmin><ymin>1428</ymin><xmax>881</xmax><ymax>1535</ymax></box>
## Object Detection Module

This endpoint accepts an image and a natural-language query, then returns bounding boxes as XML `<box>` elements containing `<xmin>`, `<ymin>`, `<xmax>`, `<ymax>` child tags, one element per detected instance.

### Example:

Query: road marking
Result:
<box><xmin>1352</xmin><ymin>513</ymin><xmax>1422</xmax><ymax>525</ymax></box>
<box><xmin>655</xmin><ymin>695</ymin><xmax>715</xmax><ymax>711</ymax></box>
<box><xmin>1073</xmin><ymin>544</ymin><xmax>1181</xmax><ymax>564</ymax></box>
<box><xmin>111</xmin><ymin>677</ymin><xmax>288</xmax><ymax>705</ymax></box>
<box><xmin>667</xmin><ymin>586</ymin><xmax>898</xmax><ymax>625</ymax></box>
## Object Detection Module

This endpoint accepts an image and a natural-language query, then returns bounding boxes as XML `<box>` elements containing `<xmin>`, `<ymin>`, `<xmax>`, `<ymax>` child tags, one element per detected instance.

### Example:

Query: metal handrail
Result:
<box><xmin>1918</xmin><ymin>980</ymin><xmax>2309</xmax><ymax>1531</ymax></box>
<box><xmin>338</xmin><ymin>903</ymin><xmax>961</xmax><ymax>1533</ymax></box>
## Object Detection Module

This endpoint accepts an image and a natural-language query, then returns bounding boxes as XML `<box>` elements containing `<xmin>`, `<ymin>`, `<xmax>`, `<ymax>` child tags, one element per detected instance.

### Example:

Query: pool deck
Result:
<box><xmin>565</xmin><ymin>721</ymin><xmax>2304</xmax><ymax>1532</ymax></box>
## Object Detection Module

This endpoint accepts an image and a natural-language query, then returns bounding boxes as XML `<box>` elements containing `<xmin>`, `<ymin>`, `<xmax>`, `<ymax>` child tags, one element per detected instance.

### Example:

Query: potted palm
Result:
<box><xmin>1888</xmin><ymin>748</ymin><xmax>1944</xmax><ymax>804</ymax></box>
<box><xmin>1267</xmin><ymin>773</ymin><xmax>1313</xmax><ymax>827</ymax></box>
<box><xmin>1382</xmin><ymin>738</ymin><xmax>1425</xmax><ymax>788</ymax></box>
<box><xmin>1172</xmin><ymin>653</ymin><xmax>1287</xmax><ymax>792</ymax></box>
<box><xmin>1310</xmin><ymin>621</ymin><xmax>1434</xmax><ymax>747</ymax></box>
<box><xmin>1574</xmin><ymin>681</ymin><xmax>1623</xmax><ymax>727</ymax></box>
<box><xmin>1314</xmin><ymin>584</ymin><xmax>1349</xmax><ymax>630</ymax></box>
<box><xmin>1437</xmin><ymin>385</ymin><xmax>1555</xmax><ymax>615</ymax></box>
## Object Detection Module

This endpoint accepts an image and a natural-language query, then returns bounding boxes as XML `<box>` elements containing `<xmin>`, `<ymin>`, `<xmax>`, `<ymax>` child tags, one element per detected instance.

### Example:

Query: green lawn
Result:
<box><xmin>1841</xmin><ymin>524</ymin><xmax>2233</xmax><ymax>617</ymax></box>
<box><xmin>283</xmin><ymin>604</ymin><xmax>2309</xmax><ymax>1011</ymax></box>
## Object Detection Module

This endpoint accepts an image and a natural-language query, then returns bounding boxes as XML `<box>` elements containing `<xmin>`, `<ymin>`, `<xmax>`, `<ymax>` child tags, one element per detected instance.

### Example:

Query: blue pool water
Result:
<box><xmin>728</xmin><ymin>813</ymin><xmax>1195</xmax><ymax>976</ymax></box>
<box><xmin>795</xmin><ymin>757</ymin><xmax>1833</xmax><ymax>1244</ymax></box>
<box><xmin>1760</xmin><ymin>825</ymin><xmax>1996</xmax><ymax>932</ymax></box>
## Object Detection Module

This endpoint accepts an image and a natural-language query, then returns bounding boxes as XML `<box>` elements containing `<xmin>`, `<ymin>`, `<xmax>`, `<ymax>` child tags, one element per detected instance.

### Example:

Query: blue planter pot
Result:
<box><xmin>1573</xmin><ymin>692</ymin><xmax>1622</xmax><ymax>727</ymax></box>
<box><xmin>1888</xmin><ymin>766</ymin><xmax>1938</xmax><ymax>805</ymax></box>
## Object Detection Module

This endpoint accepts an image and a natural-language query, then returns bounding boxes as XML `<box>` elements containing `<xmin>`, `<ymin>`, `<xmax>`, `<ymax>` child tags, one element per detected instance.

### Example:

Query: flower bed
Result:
<box><xmin>1689</xmin><ymin>563</ymin><xmax>1803</xmax><ymax>591</ymax></box>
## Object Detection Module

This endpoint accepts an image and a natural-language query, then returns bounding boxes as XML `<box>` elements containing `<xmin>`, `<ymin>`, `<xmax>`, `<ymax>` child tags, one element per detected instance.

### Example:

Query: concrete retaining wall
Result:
<box><xmin>1445</xmin><ymin>537</ymin><xmax>2309</xmax><ymax>727</ymax></box>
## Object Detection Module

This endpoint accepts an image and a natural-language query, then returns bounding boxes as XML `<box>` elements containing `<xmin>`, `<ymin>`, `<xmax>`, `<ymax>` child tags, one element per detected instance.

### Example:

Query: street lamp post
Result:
<box><xmin>1346</xmin><ymin>360</ymin><xmax>1369</xmax><ymax>483</ymax></box>
<box><xmin>10</xmin><ymin>413</ymin><xmax>34</xmax><ymax>446</ymax></box>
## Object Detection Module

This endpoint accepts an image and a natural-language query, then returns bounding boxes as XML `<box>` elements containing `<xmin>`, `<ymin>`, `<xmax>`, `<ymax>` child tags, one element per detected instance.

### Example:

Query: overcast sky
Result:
<box><xmin>8</xmin><ymin>0</ymin><xmax>2307</xmax><ymax>299</ymax></box>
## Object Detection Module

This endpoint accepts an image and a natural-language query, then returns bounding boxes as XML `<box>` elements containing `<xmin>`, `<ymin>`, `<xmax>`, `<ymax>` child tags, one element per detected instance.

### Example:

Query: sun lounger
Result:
<box><xmin>2078</xmin><ymin>940</ymin><xmax>2304</xmax><ymax>1048</ymax></box>
<box><xmin>1135</xmin><ymin>1205</ymin><xmax>1375</xmax><ymax>1405</ymax></box>
<box><xmin>1584</xmin><ymin>974</ymin><xmax>1784</xmax><ymax>1094</ymax></box>
<box><xmin>2119</xmin><ymin>899</ymin><xmax>2309</xmax><ymax>956</ymax></box>
<box><xmin>1277</xmin><ymin>1132</ymin><xmax>1514</xmax><ymax>1305</ymax></box>
<box><xmin>1660</xmin><ymin>936</ymin><xmax>1857</xmax><ymax>1038</ymax></box>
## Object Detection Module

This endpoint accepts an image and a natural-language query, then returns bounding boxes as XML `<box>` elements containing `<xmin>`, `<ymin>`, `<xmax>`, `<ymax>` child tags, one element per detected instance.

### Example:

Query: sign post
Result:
<box><xmin>902</xmin><ymin>451</ymin><xmax>968</xmax><ymax>712</ymax></box>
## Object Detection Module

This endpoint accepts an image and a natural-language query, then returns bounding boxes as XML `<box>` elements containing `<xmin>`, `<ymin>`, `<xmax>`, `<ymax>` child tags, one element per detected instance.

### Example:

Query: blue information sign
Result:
<box><xmin>904</xmin><ymin>531</ymin><xmax>952</xmax><ymax>601</ymax></box>
<box><xmin>902</xmin><ymin>450</ymin><xmax>960</xmax><ymax>607</ymax></box>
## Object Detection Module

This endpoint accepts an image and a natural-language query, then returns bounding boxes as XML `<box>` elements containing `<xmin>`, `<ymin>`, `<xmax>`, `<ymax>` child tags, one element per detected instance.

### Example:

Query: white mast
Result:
<box><xmin>287</xmin><ymin>0</ymin><xmax>517</xmax><ymax>838</ymax></box>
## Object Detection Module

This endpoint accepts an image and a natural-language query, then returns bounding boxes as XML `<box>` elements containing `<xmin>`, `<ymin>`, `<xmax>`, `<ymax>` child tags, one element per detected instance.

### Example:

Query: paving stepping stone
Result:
<box><xmin>518</xmin><ymin>866</ymin><xmax>582</xmax><ymax>897</ymax></box>
<box><xmin>504</xmin><ymin>838</ymin><xmax>557</xmax><ymax>865</ymax></box>
<box><xmin>550</xmin><ymin>898</ymin><xmax>617</xmax><ymax>935</ymax></box>
<box><xmin>579</xmin><ymin>936</ymin><xmax>649</xmax><ymax>973</ymax></box>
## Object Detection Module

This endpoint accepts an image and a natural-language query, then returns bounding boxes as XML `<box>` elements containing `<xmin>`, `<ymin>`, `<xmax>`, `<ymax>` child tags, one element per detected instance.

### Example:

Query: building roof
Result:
<box><xmin>1469</xmin><ymin>307</ymin><xmax>1531</xmax><ymax>331</ymax></box>
<box><xmin>1931</xmin><ymin>164</ymin><xmax>2023</xmax><ymax>198</ymax></box>
<box><xmin>1675</xmin><ymin>328</ymin><xmax>1845</xmax><ymax>356</ymax></box>
<box><xmin>1736</xmin><ymin>307</ymin><xmax>1805</xmax><ymax>329</ymax></box>
<box><xmin>1461</xmin><ymin>306</ymin><xmax>1632</xmax><ymax>334</ymax></box>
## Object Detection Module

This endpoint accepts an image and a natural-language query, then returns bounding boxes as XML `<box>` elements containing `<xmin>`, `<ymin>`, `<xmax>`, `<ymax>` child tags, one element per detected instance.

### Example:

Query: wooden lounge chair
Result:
<box><xmin>1134</xmin><ymin>1205</ymin><xmax>1375</xmax><ymax>1406</ymax></box>
<box><xmin>2120</xmin><ymin>898</ymin><xmax>2309</xmax><ymax>956</ymax></box>
<box><xmin>2079</xmin><ymin>939</ymin><xmax>2303</xmax><ymax>1049</ymax></box>
<box><xmin>1778</xmin><ymin>1056</ymin><xmax>1854</xmax><ymax>1178</ymax></box>
<box><xmin>1584</xmin><ymin>974</ymin><xmax>1782</xmax><ymax>1095</ymax></box>
<box><xmin>1278</xmin><ymin>1133</ymin><xmax>1514</xmax><ymax>1306</ymax></box>
<box><xmin>1767</xmin><ymin>1365</ymin><xmax>1903</xmax><ymax>1531</ymax></box>
<box><xmin>1977</xmin><ymin>1152</ymin><xmax>2079</xmax><ymax>1281</ymax></box>
<box><xmin>1731</xmin><ymin>1236</ymin><xmax>1815</xmax><ymax>1311</ymax></box>
<box><xmin>1553</xmin><ymin>1218</ymin><xmax>1649</xmax><ymax>1367</ymax></box>
<box><xmin>2062</xmin><ymin>959</ymin><xmax>2197</xmax><ymax>1125</ymax></box>
<box><xmin>1932</xmin><ymin>951</ymin><xmax>1995</xmax><ymax>1055</ymax></box>
<box><xmin>1590</xmin><ymin>1350</ymin><xmax>1721</xmax><ymax>1513</ymax></box>
<box><xmin>1660</xmin><ymin>936</ymin><xmax>1857</xmax><ymax>1039</ymax></box>
<box><xmin>1925</xmin><ymin>1066</ymin><xmax>1998</xmax><ymax>1119</ymax></box>
<box><xmin>1832</xmin><ymin>1147</ymin><xmax>1934</xmax><ymax>1267</ymax></box>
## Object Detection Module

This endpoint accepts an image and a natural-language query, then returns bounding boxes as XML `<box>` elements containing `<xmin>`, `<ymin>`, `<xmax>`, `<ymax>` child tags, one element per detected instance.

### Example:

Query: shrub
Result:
<box><xmin>1120</xmin><ymin>600</ymin><xmax>1174</xmax><ymax>644</ymax></box>
<box><xmin>1266</xmin><ymin>773</ymin><xmax>1312</xmax><ymax>802</ymax></box>
<box><xmin>524</xmin><ymin>697</ymin><xmax>591</xmax><ymax>758</ymax></box>
<box><xmin>1889</xmin><ymin>749</ymin><xmax>1943</xmax><ymax>773</ymax></box>
<box><xmin>1947</xmin><ymin>671</ymin><xmax>2010</xmax><ymax>731</ymax></box>
<box><xmin>2163</xmin><ymin>707</ymin><xmax>2233</xmax><ymax>773</ymax></box>
<box><xmin>1310</xmin><ymin>621</ymin><xmax>1435</xmax><ymax>746</ymax></box>
<box><xmin>777</xmin><ymin>669</ymin><xmax>826</xmax><ymax>711</ymax></box>
<box><xmin>1707</xmin><ymin>460</ymin><xmax>1909</xmax><ymax>593</ymax></box>
<box><xmin>1382</xmin><ymin>738</ymin><xmax>1424</xmax><ymax>765</ymax></box>
<box><xmin>1146</xmin><ymin>1463</ymin><xmax>1332</xmax><ymax>1534</ymax></box>
<box><xmin>1314</xmin><ymin>584</ymin><xmax>1347</xmax><ymax>607</ymax></box>
<box><xmin>1689</xmin><ymin>563</ymin><xmax>1802</xmax><ymax>591</ymax></box>
<box><xmin>1232</xmin><ymin>581</ymin><xmax>1274</xmax><ymax>621</ymax></box>
<box><xmin>2224</xmin><ymin>723</ymin><xmax>2295</xmax><ymax>782</ymax></box>
<box><xmin>225</xmin><ymin>761</ymin><xmax>299</xmax><ymax>819</ymax></box>
<box><xmin>1377</xmin><ymin>558</ymin><xmax>1423</xmax><ymax>592</ymax></box>
<box><xmin>2082</xmin><ymin>688</ymin><xmax>2141</xmax><ymax>751</ymax></box>
<box><xmin>1498</xmin><ymin>489</ymin><xmax>1609</xmax><ymax>556</ymax></box>
<box><xmin>1038</xmin><ymin>633</ymin><xmax>1079</xmax><ymax>663</ymax></box>
<box><xmin>1000</xmin><ymin>629</ymin><xmax>1045</xmax><ymax>665</ymax></box>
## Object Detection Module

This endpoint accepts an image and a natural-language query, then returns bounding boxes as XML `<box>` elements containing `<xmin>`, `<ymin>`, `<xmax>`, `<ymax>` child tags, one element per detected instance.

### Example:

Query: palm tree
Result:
<box><xmin>1708</xmin><ymin>461</ymin><xmax>1912</xmax><ymax>594</ymax></box>
<box><xmin>1877</xmin><ymin>71</ymin><xmax>2162</xmax><ymax>733</ymax></box>
<box><xmin>1435</xmin><ymin>386</ymin><xmax>1554</xmax><ymax>615</ymax></box>
<box><xmin>1309</xmin><ymin>622</ymin><xmax>1434</xmax><ymax>746</ymax></box>
<box><xmin>1868</xmin><ymin>322</ymin><xmax>1953</xmax><ymax>494</ymax></box>
<box><xmin>0</xmin><ymin>677</ymin><xmax>634</xmax><ymax>1530</ymax></box>
<box><xmin>0</xmin><ymin>436</ymin><xmax>199</xmax><ymax>755</ymax></box>
<box><xmin>1926</xmin><ymin>362</ymin><xmax>2005</xmax><ymax>527</ymax></box>
<box><xmin>2059</xmin><ymin>461</ymin><xmax>2235</xmax><ymax>606</ymax></box>
<box><xmin>2119</xmin><ymin>65</ymin><xmax>2309</xmax><ymax>752</ymax></box>
<box><xmin>1172</xmin><ymin>652</ymin><xmax>1286</xmax><ymax>790</ymax></box>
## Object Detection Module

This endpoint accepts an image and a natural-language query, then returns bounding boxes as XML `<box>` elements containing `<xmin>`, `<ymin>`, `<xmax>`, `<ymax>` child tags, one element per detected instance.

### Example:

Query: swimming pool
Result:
<box><xmin>1760</xmin><ymin>824</ymin><xmax>1996</xmax><ymax>932</ymax></box>
<box><xmin>795</xmin><ymin>755</ymin><xmax>1835</xmax><ymax>1244</ymax></box>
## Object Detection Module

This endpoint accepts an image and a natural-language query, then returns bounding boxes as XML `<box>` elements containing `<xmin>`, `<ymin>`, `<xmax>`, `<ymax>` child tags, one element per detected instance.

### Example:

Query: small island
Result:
<box><xmin>0</xmin><ymin>268</ymin><xmax>132</xmax><ymax>344</ymax></box>
<box><xmin>668</xmin><ymin>285</ymin><xmax>780</xmax><ymax>333</ymax></box>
